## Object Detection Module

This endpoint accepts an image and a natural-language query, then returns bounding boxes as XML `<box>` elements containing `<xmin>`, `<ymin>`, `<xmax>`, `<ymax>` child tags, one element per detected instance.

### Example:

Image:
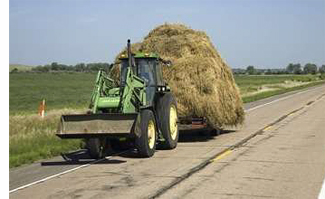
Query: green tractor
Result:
<box><xmin>57</xmin><ymin>40</ymin><xmax>179</xmax><ymax>158</ymax></box>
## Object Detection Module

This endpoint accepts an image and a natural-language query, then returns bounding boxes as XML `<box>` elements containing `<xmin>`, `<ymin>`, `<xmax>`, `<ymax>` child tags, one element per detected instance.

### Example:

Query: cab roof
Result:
<box><xmin>119</xmin><ymin>52</ymin><xmax>159</xmax><ymax>60</ymax></box>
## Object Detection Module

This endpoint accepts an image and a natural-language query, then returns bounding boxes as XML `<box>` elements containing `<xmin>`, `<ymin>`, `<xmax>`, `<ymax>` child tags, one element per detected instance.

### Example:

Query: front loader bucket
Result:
<box><xmin>57</xmin><ymin>113</ymin><xmax>138</xmax><ymax>139</ymax></box>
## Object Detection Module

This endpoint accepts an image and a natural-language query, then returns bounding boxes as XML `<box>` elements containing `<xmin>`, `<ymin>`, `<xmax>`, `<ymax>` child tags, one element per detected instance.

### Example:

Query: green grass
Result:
<box><xmin>9</xmin><ymin>112</ymin><xmax>82</xmax><ymax>168</ymax></box>
<box><xmin>9</xmin><ymin>73</ymin><xmax>325</xmax><ymax>168</ymax></box>
<box><xmin>10</xmin><ymin>132</ymin><xmax>81</xmax><ymax>168</ymax></box>
<box><xmin>9</xmin><ymin>109</ymin><xmax>86</xmax><ymax>168</ymax></box>
<box><xmin>10</xmin><ymin>72</ymin><xmax>96</xmax><ymax>115</ymax></box>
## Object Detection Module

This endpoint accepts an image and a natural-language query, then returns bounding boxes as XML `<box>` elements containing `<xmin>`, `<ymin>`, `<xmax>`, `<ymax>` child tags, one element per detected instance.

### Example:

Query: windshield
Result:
<box><xmin>136</xmin><ymin>59</ymin><xmax>155</xmax><ymax>86</ymax></box>
<box><xmin>120</xmin><ymin>58</ymin><xmax>156</xmax><ymax>86</ymax></box>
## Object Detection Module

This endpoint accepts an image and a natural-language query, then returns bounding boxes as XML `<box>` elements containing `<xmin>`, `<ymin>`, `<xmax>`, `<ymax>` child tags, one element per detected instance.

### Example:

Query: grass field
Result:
<box><xmin>9</xmin><ymin>72</ymin><xmax>325</xmax><ymax>168</ymax></box>
<box><xmin>10</xmin><ymin>73</ymin><xmax>95</xmax><ymax>115</ymax></box>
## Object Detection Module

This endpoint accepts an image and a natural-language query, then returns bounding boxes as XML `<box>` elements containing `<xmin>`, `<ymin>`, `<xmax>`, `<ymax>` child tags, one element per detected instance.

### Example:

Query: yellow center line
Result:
<box><xmin>263</xmin><ymin>125</ymin><xmax>273</xmax><ymax>131</ymax></box>
<box><xmin>211</xmin><ymin>149</ymin><xmax>232</xmax><ymax>162</ymax></box>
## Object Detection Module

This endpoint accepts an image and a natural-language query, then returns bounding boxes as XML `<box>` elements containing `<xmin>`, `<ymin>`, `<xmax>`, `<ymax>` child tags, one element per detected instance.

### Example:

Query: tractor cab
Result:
<box><xmin>119</xmin><ymin>53</ymin><xmax>164</xmax><ymax>87</ymax></box>
<box><xmin>119</xmin><ymin>53</ymin><xmax>166</xmax><ymax>105</ymax></box>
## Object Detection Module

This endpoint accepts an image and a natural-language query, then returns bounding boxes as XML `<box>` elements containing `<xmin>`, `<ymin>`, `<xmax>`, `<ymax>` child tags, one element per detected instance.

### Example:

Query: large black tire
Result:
<box><xmin>134</xmin><ymin>109</ymin><xmax>157</xmax><ymax>157</ymax></box>
<box><xmin>157</xmin><ymin>93</ymin><xmax>179</xmax><ymax>149</ymax></box>
<box><xmin>86</xmin><ymin>138</ymin><xmax>106</xmax><ymax>159</ymax></box>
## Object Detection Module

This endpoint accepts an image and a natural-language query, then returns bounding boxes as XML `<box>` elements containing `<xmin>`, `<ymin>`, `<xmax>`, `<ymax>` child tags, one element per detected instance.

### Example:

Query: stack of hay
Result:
<box><xmin>115</xmin><ymin>23</ymin><xmax>244</xmax><ymax>128</ymax></box>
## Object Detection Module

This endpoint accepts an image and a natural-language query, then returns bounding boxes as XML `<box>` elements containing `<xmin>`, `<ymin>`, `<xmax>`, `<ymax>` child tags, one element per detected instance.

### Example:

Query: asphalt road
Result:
<box><xmin>10</xmin><ymin>84</ymin><xmax>325</xmax><ymax>199</ymax></box>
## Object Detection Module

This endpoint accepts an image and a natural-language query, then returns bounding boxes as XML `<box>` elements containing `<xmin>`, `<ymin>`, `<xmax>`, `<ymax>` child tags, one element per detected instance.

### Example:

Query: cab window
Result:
<box><xmin>136</xmin><ymin>59</ymin><xmax>155</xmax><ymax>86</ymax></box>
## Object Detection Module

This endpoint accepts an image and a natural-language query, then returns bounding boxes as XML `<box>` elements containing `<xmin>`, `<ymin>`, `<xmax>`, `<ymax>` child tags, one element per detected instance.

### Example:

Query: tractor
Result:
<box><xmin>57</xmin><ymin>40</ymin><xmax>179</xmax><ymax>158</ymax></box>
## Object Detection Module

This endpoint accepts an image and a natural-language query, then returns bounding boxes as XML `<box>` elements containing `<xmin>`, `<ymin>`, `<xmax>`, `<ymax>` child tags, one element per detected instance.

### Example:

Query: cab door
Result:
<box><xmin>136</xmin><ymin>59</ymin><xmax>156</xmax><ymax>106</ymax></box>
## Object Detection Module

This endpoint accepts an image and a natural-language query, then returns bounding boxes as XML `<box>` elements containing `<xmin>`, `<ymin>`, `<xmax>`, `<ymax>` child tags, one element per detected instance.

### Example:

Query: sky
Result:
<box><xmin>9</xmin><ymin>0</ymin><xmax>325</xmax><ymax>68</ymax></box>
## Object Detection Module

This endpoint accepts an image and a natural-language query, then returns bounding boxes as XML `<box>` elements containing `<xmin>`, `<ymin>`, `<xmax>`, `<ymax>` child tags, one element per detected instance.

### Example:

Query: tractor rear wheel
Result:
<box><xmin>134</xmin><ymin>109</ymin><xmax>157</xmax><ymax>157</ymax></box>
<box><xmin>85</xmin><ymin>138</ymin><xmax>106</xmax><ymax>159</ymax></box>
<box><xmin>157</xmin><ymin>93</ymin><xmax>179</xmax><ymax>149</ymax></box>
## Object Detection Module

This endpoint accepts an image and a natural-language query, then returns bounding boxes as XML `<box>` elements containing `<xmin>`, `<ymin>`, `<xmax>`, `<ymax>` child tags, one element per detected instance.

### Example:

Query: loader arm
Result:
<box><xmin>89</xmin><ymin>70</ymin><xmax>116</xmax><ymax>113</ymax></box>
<box><xmin>120</xmin><ymin>66</ymin><xmax>146</xmax><ymax>113</ymax></box>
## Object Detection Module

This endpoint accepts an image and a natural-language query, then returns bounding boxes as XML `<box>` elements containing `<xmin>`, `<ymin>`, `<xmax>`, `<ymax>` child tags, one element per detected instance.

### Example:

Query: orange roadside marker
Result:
<box><xmin>39</xmin><ymin>99</ymin><xmax>46</xmax><ymax>118</ymax></box>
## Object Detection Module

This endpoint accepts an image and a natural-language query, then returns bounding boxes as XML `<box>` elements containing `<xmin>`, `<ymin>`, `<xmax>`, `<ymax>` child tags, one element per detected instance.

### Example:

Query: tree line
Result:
<box><xmin>233</xmin><ymin>63</ymin><xmax>325</xmax><ymax>75</ymax></box>
<box><xmin>10</xmin><ymin>61</ymin><xmax>325</xmax><ymax>75</ymax></box>
<box><xmin>10</xmin><ymin>62</ymin><xmax>111</xmax><ymax>73</ymax></box>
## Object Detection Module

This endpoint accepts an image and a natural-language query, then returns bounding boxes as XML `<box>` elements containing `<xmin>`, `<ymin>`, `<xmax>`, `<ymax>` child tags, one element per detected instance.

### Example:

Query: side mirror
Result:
<box><xmin>165</xmin><ymin>60</ymin><xmax>172</xmax><ymax>67</ymax></box>
<box><xmin>159</xmin><ymin>58</ymin><xmax>172</xmax><ymax>67</ymax></box>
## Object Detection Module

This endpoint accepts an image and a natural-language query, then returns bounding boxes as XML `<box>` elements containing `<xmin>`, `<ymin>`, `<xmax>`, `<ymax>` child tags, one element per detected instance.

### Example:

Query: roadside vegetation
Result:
<box><xmin>240</xmin><ymin>80</ymin><xmax>325</xmax><ymax>103</ymax></box>
<box><xmin>9</xmin><ymin>70</ymin><xmax>325</xmax><ymax>168</ymax></box>
<box><xmin>10</xmin><ymin>110</ymin><xmax>83</xmax><ymax>168</ymax></box>
<box><xmin>234</xmin><ymin>74</ymin><xmax>325</xmax><ymax>102</ymax></box>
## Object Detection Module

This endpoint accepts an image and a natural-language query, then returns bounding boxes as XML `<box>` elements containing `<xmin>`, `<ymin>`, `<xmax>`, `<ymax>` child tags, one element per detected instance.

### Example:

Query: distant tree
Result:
<box><xmin>10</xmin><ymin>68</ymin><xmax>18</xmax><ymax>73</ymax></box>
<box><xmin>292</xmin><ymin>63</ymin><xmax>302</xmax><ymax>74</ymax></box>
<box><xmin>29</xmin><ymin>62</ymin><xmax>110</xmax><ymax>73</ymax></box>
<box><xmin>319</xmin><ymin>65</ymin><xmax>325</xmax><ymax>74</ymax></box>
<box><xmin>65</xmin><ymin>65</ymin><xmax>75</xmax><ymax>71</ymax></box>
<box><xmin>303</xmin><ymin>63</ymin><xmax>317</xmax><ymax>74</ymax></box>
<box><xmin>86</xmin><ymin>63</ymin><xmax>111</xmax><ymax>72</ymax></box>
<box><xmin>265</xmin><ymin>69</ymin><xmax>272</xmax><ymax>75</ymax></box>
<box><xmin>51</xmin><ymin>62</ymin><xmax>59</xmax><ymax>71</ymax></box>
<box><xmin>57</xmin><ymin>64</ymin><xmax>68</xmax><ymax>71</ymax></box>
<box><xmin>232</xmin><ymin>68</ymin><xmax>246</xmax><ymax>74</ymax></box>
<box><xmin>246</xmin><ymin>65</ymin><xmax>256</xmax><ymax>75</ymax></box>
<box><xmin>286</xmin><ymin>63</ymin><xmax>295</xmax><ymax>73</ymax></box>
<box><xmin>286</xmin><ymin>63</ymin><xmax>302</xmax><ymax>74</ymax></box>
<box><xmin>75</xmin><ymin>63</ymin><xmax>86</xmax><ymax>72</ymax></box>
<box><xmin>281</xmin><ymin>70</ymin><xmax>288</xmax><ymax>74</ymax></box>
<box><xmin>44</xmin><ymin>65</ymin><xmax>51</xmax><ymax>72</ymax></box>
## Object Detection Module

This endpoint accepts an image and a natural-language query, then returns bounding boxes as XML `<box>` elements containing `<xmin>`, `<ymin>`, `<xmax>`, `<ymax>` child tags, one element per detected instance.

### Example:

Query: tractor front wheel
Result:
<box><xmin>134</xmin><ymin>109</ymin><xmax>157</xmax><ymax>157</ymax></box>
<box><xmin>85</xmin><ymin>138</ymin><xmax>106</xmax><ymax>159</ymax></box>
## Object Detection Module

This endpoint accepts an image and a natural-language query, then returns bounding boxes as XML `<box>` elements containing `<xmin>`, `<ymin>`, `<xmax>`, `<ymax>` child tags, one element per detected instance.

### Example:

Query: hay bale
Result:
<box><xmin>115</xmin><ymin>23</ymin><xmax>244</xmax><ymax>127</ymax></box>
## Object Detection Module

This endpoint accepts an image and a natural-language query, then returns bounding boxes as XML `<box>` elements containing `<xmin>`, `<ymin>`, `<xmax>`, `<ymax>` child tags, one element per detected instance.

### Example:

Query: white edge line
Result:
<box><xmin>318</xmin><ymin>177</ymin><xmax>325</xmax><ymax>199</ymax></box>
<box><xmin>318</xmin><ymin>94</ymin><xmax>325</xmax><ymax>199</ymax></box>
<box><xmin>245</xmin><ymin>86</ymin><xmax>320</xmax><ymax>113</ymax></box>
<box><xmin>9</xmin><ymin>156</ymin><xmax>109</xmax><ymax>194</ymax></box>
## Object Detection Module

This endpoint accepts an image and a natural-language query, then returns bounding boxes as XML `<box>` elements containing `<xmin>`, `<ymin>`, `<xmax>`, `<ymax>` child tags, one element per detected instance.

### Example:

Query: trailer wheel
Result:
<box><xmin>134</xmin><ymin>109</ymin><xmax>157</xmax><ymax>157</ymax></box>
<box><xmin>157</xmin><ymin>93</ymin><xmax>179</xmax><ymax>149</ymax></box>
<box><xmin>86</xmin><ymin>138</ymin><xmax>106</xmax><ymax>159</ymax></box>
